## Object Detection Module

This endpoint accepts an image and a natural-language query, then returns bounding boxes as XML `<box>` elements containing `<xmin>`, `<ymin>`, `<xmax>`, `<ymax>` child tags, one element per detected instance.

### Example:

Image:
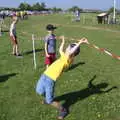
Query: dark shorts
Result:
<box><xmin>10</xmin><ymin>35</ymin><xmax>18</xmax><ymax>44</ymax></box>
<box><xmin>45</xmin><ymin>53</ymin><xmax>56</xmax><ymax>65</ymax></box>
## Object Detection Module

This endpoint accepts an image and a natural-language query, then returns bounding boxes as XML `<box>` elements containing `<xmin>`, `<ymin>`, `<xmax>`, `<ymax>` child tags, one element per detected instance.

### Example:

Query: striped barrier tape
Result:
<box><xmin>88</xmin><ymin>43</ymin><xmax>120</xmax><ymax>60</ymax></box>
<box><xmin>21</xmin><ymin>31</ymin><xmax>120</xmax><ymax>60</ymax></box>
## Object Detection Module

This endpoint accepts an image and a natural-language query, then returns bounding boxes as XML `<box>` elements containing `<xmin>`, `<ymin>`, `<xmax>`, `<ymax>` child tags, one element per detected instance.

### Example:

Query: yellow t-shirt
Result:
<box><xmin>44</xmin><ymin>51</ymin><xmax>72</xmax><ymax>81</ymax></box>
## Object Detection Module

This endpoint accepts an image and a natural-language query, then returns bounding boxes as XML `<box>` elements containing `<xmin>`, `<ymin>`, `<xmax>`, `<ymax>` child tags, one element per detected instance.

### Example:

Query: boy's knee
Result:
<box><xmin>45</xmin><ymin>97</ymin><xmax>54</xmax><ymax>104</ymax></box>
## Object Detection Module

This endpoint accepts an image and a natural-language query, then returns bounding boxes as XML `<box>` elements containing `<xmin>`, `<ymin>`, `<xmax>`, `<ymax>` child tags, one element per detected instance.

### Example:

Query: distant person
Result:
<box><xmin>75</xmin><ymin>10</ymin><xmax>80</xmax><ymax>22</ymax></box>
<box><xmin>44</xmin><ymin>24</ymin><xmax>57</xmax><ymax>69</ymax></box>
<box><xmin>9</xmin><ymin>16</ymin><xmax>21</xmax><ymax>56</ymax></box>
<box><xmin>16</xmin><ymin>11</ymin><xmax>20</xmax><ymax>19</ymax></box>
<box><xmin>24</xmin><ymin>11</ymin><xmax>28</xmax><ymax>19</ymax></box>
<box><xmin>36</xmin><ymin>36</ymin><xmax>88</xmax><ymax>119</ymax></box>
<box><xmin>20</xmin><ymin>11</ymin><xmax>24</xmax><ymax>20</ymax></box>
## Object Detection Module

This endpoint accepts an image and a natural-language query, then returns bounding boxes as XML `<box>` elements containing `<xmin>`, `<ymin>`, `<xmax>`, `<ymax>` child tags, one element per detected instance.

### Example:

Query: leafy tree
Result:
<box><xmin>19</xmin><ymin>2</ymin><xmax>31</xmax><ymax>10</ymax></box>
<box><xmin>51</xmin><ymin>7</ymin><xmax>62</xmax><ymax>13</ymax></box>
<box><xmin>68</xmin><ymin>6</ymin><xmax>82</xmax><ymax>12</ymax></box>
<box><xmin>19</xmin><ymin>3</ymin><xmax>24</xmax><ymax>10</ymax></box>
<box><xmin>108</xmin><ymin>7</ymin><xmax>118</xmax><ymax>14</ymax></box>
<box><xmin>41</xmin><ymin>2</ymin><xmax>46</xmax><ymax>10</ymax></box>
<box><xmin>32</xmin><ymin>2</ymin><xmax>46</xmax><ymax>11</ymax></box>
<box><xmin>32</xmin><ymin>2</ymin><xmax>41</xmax><ymax>11</ymax></box>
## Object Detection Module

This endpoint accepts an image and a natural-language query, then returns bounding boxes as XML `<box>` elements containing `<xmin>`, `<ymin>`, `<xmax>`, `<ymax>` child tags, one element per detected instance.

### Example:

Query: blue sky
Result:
<box><xmin>0</xmin><ymin>0</ymin><xmax>120</xmax><ymax>10</ymax></box>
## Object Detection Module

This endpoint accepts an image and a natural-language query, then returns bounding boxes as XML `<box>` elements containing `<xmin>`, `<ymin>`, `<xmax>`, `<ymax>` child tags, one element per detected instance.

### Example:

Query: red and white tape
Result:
<box><xmin>64</xmin><ymin>37</ymin><xmax>120</xmax><ymax>61</ymax></box>
<box><xmin>62</xmin><ymin>36</ymin><xmax>120</xmax><ymax>61</ymax></box>
<box><xmin>21</xmin><ymin>32</ymin><xmax>120</xmax><ymax>60</ymax></box>
<box><xmin>88</xmin><ymin>44</ymin><xmax>120</xmax><ymax>60</ymax></box>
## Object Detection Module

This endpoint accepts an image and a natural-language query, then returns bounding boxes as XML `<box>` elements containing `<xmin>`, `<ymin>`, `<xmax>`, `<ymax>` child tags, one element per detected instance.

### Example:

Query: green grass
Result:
<box><xmin>0</xmin><ymin>14</ymin><xmax>120</xmax><ymax>120</ymax></box>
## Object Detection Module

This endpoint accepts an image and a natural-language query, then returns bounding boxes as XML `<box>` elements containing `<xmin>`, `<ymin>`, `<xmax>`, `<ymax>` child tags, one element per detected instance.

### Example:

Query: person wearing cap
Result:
<box><xmin>36</xmin><ymin>36</ymin><xmax>88</xmax><ymax>119</ymax></box>
<box><xmin>9</xmin><ymin>16</ymin><xmax>21</xmax><ymax>56</ymax></box>
<box><xmin>44</xmin><ymin>24</ymin><xmax>57</xmax><ymax>69</ymax></box>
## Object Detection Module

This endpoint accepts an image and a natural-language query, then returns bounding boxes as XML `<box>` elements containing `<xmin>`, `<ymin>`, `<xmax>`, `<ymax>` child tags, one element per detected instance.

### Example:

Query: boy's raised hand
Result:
<box><xmin>78</xmin><ymin>38</ymin><xmax>89</xmax><ymax>44</ymax></box>
<box><xmin>82</xmin><ymin>38</ymin><xmax>89</xmax><ymax>44</ymax></box>
<box><xmin>59</xmin><ymin>35</ymin><xmax>65</xmax><ymax>40</ymax></box>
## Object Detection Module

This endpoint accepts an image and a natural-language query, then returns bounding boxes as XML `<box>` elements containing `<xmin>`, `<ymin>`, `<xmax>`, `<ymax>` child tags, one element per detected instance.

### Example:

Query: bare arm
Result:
<box><xmin>10</xmin><ymin>22</ymin><xmax>14</xmax><ymax>36</ymax></box>
<box><xmin>69</xmin><ymin>38</ymin><xmax>88</xmax><ymax>56</ymax></box>
<box><xmin>59</xmin><ymin>36</ymin><xmax>65</xmax><ymax>54</ymax></box>
<box><xmin>45</xmin><ymin>42</ymin><xmax>49</xmax><ymax>57</ymax></box>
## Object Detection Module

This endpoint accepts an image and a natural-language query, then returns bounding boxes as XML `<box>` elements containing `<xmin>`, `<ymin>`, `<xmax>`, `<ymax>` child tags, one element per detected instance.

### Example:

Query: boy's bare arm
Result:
<box><xmin>45</xmin><ymin>43</ymin><xmax>49</xmax><ymax>57</ymax></box>
<box><xmin>59</xmin><ymin>36</ymin><xmax>65</xmax><ymax>53</ymax></box>
<box><xmin>77</xmin><ymin>38</ymin><xmax>89</xmax><ymax>44</ymax></box>
<box><xmin>69</xmin><ymin>38</ymin><xmax>88</xmax><ymax>56</ymax></box>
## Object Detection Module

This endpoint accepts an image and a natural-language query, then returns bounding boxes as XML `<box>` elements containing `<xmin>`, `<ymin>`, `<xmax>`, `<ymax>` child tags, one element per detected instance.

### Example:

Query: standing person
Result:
<box><xmin>9</xmin><ymin>16</ymin><xmax>21</xmax><ymax>56</ymax></box>
<box><xmin>44</xmin><ymin>24</ymin><xmax>57</xmax><ymax>69</ymax></box>
<box><xmin>75</xmin><ymin>9</ymin><xmax>80</xmax><ymax>22</ymax></box>
<box><xmin>36</xmin><ymin>36</ymin><xmax>88</xmax><ymax>119</ymax></box>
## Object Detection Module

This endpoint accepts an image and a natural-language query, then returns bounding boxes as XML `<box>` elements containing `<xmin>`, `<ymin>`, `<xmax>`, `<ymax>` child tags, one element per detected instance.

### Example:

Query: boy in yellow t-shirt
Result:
<box><xmin>36</xmin><ymin>36</ymin><xmax>88</xmax><ymax>119</ymax></box>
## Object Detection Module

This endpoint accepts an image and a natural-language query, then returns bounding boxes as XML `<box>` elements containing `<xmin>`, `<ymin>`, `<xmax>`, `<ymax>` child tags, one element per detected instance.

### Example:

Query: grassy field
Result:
<box><xmin>0</xmin><ymin>14</ymin><xmax>120</xmax><ymax>120</ymax></box>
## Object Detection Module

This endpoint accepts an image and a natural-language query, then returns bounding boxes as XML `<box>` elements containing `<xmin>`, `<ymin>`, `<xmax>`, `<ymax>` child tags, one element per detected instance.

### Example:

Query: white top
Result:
<box><xmin>10</xmin><ymin>22</ymin><xmax>16</xmax><ymax>36</ymax></box>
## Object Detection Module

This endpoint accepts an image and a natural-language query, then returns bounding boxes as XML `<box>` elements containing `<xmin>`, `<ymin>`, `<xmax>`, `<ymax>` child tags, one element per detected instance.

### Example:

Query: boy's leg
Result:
<box><xmin>10</xmin><ymin>35</ymin><xmax>19</xmax><ymax>55</ymax></box>
<box><xmin>12</xmin><ymin>45</ymin><xmax>16</xmax><ymax>55</ymax></box>
<box><xmin>14</xmin><ymin>36</ymin><xmax>21</xmax><ymax>56</ymax></box>
<box><xmin>10</xmin><ymin>36</ymin><xmax>15</xmax><ymax>55</ymax></box>
<box><xmin>45</xmin><ymin>83</ymin><xmax>64</xmax><ymax>109</ymax></box>
<box><xmin>15</xmin><ymin>44</ymin><xmax>20</xmax><ymax>56</ymax></box>
<box><xmin>46</xmin><ymin>92</ymin><xmax>67</xmax><ymax>119</ymax></box>
<box><xmin>51</xmin><ymin>101</ymin><xmax>67</xmax><ymax>120</ymax></box>
<box><xmin>44</xmin><ymin>77</ymin><xmax>67</xmax><ymax>119</ymax></box>
<box><xmin>36</xmin><ymin>75</ymin><xmax>46</xmax><ymax>100</ymax></box>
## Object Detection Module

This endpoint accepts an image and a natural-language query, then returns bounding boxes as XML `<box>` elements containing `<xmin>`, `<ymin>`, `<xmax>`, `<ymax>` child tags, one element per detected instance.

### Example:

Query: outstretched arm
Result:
<box><xmin>59</xmin><ymin>36</ymin><xmax>65</xmax><ymax>54</ymax></box>
<box><xmin>88</xmin><ymin>75</ymin><xmax>96</xmax><ymax>88</ymax></box>
<box><xmin>101</xmin><ymin>86</ymin><xmax>117</xmax><ymax>93</ymax></box>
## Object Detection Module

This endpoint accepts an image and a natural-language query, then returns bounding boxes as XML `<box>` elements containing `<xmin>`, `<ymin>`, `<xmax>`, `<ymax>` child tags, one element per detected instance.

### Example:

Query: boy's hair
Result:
<box><xmin>46</xmin><ymin>24</ymin><xmax>57</xmax><ymax>31</ymax></box>
<box><xmin>69</xmin><ymin>43</ymin><xmax>80</xmax><ymax>56</ymax></box>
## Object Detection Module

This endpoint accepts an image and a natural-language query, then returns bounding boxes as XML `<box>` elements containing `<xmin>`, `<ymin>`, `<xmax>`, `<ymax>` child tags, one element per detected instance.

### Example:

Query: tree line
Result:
<box><xmin>0</xmin><ymin>2</ymin><xmax>63</xmax><ymax>12</ymax></box>
<box><xmin>0</xmin><ymin>2</ymin><xmax>119</xmax><ymax>14</ymax></box>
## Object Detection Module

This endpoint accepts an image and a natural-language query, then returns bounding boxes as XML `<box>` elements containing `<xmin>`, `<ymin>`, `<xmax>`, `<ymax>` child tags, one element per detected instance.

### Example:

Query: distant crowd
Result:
<box><xmin>0</xmin><ymin>11</ymin><xmax>28</xmax><ymax>20</ymax></box>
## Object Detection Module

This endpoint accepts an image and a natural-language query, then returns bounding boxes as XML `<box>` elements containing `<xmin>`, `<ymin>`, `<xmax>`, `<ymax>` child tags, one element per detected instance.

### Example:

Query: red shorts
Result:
<box><xmin>45</xmin><ymin>53</ymin><xmax>56</xmax><ymax>65</ymax></box>
<box><xmin>10</xmin><ymin>35</ymin><xmax>18</xmax><ymax>44</ymax></box>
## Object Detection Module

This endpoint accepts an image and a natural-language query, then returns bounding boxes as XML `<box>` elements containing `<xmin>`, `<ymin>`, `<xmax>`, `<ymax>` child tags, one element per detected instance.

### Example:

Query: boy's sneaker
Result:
<box><xmin>58</xmin><ymin>108</ymin><xmax>68</xmax><ymax>120</ymax></box>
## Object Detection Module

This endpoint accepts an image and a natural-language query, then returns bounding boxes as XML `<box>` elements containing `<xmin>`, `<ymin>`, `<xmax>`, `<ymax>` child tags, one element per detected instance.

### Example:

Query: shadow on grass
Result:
<box><xmin>55</xmin><ymin>75</ymin><xmax>117</xmax><ymax>111</ymax></box>
<box><xmin>65</xmin><ymin>62</ymin><xmax>85</xmax><ymax>72</ymax></box>
<box><xmin>23</xmin><ymin>48</ymin><xmax>44</xmax><ymax>55</ymax></box>
<box><xmin>0</xmin><ymin>73</ymin><xmax>17</xmax><ymax>82</ymax></box>
<box><xmin>1</xmin><ymin>30</ymin><xmax>9</xmax><ymax>32</ymax></box>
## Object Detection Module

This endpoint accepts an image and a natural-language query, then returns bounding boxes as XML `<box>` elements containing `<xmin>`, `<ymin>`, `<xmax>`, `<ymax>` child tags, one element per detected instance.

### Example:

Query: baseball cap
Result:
<box><xmin>46</xmin><ymin>24</ymin><xmax>57</xmax><ymax>30</ymax></box>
